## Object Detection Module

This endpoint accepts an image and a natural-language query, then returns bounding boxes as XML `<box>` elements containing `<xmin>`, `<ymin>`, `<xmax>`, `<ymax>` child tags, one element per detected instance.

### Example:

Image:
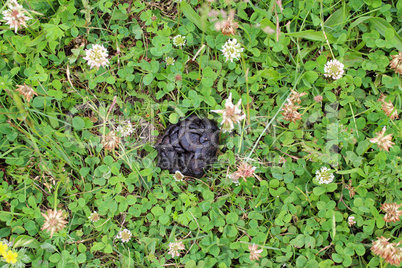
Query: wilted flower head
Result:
<box><xmin>281</xmin><ymin>99</ymin><xmax>302</xmax><ymax>123</ymax></box>
<box><xmin>214</xmin><ymin>10</ymin><xmax>238</xmax><ymax>36</ymax></box>
<box><xmin>314</xmin><ymin>95</ymin><xmax>323</xmax><ymax>102</ymax></box>
<box><xmin>212</xmin><ymin>92</ymin><xmax>246</xmax><ymax>133</ymax></box>
<box><xmin>173</xmin><ymin>35</ymin><xmax>186</xmax><ymax>47</ymax></box>
<box><xmin>370</xmin><ymin>126</ymin><xmax>394</xmax><ymax>152</ymax></box>
<box><xmin>388</xmin><ymin>247</ymin><xmax>402</xmax><ymax>266</ymax></box>
<box><xmin>390</xmin><ymin>52</ymin><xmax>402</xmax><ymax>75</ymax></box>
<box><xmin>83</xmin><ymin>44</ymin><xmax>109</xmax><ymax>70</ymax></box>
<box><xmin>2</xmin><ymin>0</ymin><xmax>31</xmax><ymax>33</ymax></box>
<box><xmin>3</xmin><ymin>250</ymin><xmax>18</xmax><ymax>264</ymax></box>
<box><xmin>345</xmin><ymin>180</ymin><xmax>355</xmax><ymax>198</ymax></box>
<box><xmin>228</xmin><ymin>172</ymin><xmax>240</xmax><ymax>185</ymax></box>
<box><xmin>174</xmin><ymin>171</ymin><xmax>185</xmax><ymax>182</ymax></box>
<box><xmin>102</xmin><ymin>131</ymin><xmax>120</xmax><ymax>151</ymax></box>
<box><xmin>348</xmin><ymin>216</ymin><xmax>356</xmax><ymax>226</ymax></box>
<box><xmin>289</xmin><ymin>89</ymin><xmax>308</xmax><ymax>104</ymax></box>
<box><xmin>221</xmin><ymin>17</ymin><xmax>238</xmax><ymax>36</ymax></box>
<box><xmin>117</xmin><ymin>229</ymin><xmax>132</xmax><ymax>243</ymax></box>
<box><xmin>16</xmin><ymin>83</ymin><xmax>37</xmax><ymax>102</ymax></box>
<box><xmin>221</xmin><ymin>39</ymin><xmax>244</xmax><ymax>62</ymax></box>
<box><xmin>116</xmin><ymin>122</ymin><xmax>134</xmax><ymax>138</ymax></box>
<box><xmin>165</xmin><ymin>57</ymin><xmax>175</xmax><ymax>66</ymax></box>
<box><xmin>89</xmin><ymin>211</ymin><xmax>100</xmax><ymax>223</ymax></box>
<box><xmin>248</xmin><ymin>243</ymin><xmax>263</xmax><ymax>261</ymax></box>
<box><xmin>41</xmin><ymin>209</ymin><xmax>68</xmax><ymax>237</ymax></box>
<box><xmin>378</xmin><ymin>94</ymin><xmax>398</xmax><ymax>120</ymax></box>
<box><xmin>315</xmin><ymin>166</ymin><xmax>335</xmax><ymax>184</ymax></box>
<box><xmin>324</xmin><ymin>59</ymin><xmax>344</xmax><ymax>80</ymax></box>
<box><xmin>381</xmin><ymin>203</ymin><xmax>402</xmax><ymax>223</ymax></box>
<box><xmin>371</xmin><ymin>236</ymin><xmax>396</xmax><ymax>260</ymax></box>
<box><xmin>168</xmin><ymin>240</ymin><xmax>185</xmax><ymax>258</ymax></box>
<box><xmin>235</xmin><ymin>162</ymin><xmax>256</xmax><ymax>182</ymax></box>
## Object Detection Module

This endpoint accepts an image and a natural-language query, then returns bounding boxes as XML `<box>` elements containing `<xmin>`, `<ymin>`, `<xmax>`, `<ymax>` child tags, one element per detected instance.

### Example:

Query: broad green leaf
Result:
<box><xmin>303</xmin><ymin>71</ymin><xmax>318</xmax><ymax>83</ymax></box>
<box><xmin>143</xmin><ymin>73</ymin><xmax>154</xmax><ymax>85</ymax></box>
<box><xmin>368</xmin><ymin>17</ymin><xmax>402</xmax><ymax>50</ymax></box>
<box><xmin>286</xmin><ymin>30</ymin><xmax>336</xmax><ymax>42</ymax></box>
<box><xmin>313</xmin><ymin>187</ymin><xmax>326</xmax><ymax>196</ymax></box>
<box><xmin>324</xmin><ymin>8</ymin><xmax>350</xmax><ymax>32</ymax></box>
<box><xmin>180</xmin><ymin>2</ymin><xmax>212</xmax><ymax>34</ymax></box>
<box><xmin>72</xmin><ymin>117</ymin><xmax>85</xmax><ymax>130</ymax></box>
<box><xmin>13</xmin><ymin>235</ymin><xmax>39</xmax><ymax>248</ymax></box>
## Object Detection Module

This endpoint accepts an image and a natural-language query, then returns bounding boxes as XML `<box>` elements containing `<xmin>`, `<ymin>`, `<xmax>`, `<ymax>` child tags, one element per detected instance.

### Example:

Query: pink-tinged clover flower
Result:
<box><xmin>168</xmin><ymin>241</ymin><xmax>185</xmax><ymax>258</ymax></box>
<box><xmin>248</xmin><ymin>243</ymin><xmax>263</xmax><ymax>261</ymax></box>
<box><xmin>2</xmin><ymin>0</ymin><xmax>31</xmax><ymax>33</ymax></box>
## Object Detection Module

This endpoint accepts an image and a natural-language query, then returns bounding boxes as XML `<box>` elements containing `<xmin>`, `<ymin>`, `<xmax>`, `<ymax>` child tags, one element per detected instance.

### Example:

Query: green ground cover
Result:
<box><xmin>1</xmin><ymin>0</ymin><xmax>402</xmax><ymax>267</ymax></box>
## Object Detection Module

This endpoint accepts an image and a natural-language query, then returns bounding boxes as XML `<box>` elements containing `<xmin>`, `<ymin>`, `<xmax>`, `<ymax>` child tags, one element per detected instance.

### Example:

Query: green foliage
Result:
<box><xmin>0</xmin><ymin>0</ymin><xmax>402</xmax><ymax>267</ymax></box>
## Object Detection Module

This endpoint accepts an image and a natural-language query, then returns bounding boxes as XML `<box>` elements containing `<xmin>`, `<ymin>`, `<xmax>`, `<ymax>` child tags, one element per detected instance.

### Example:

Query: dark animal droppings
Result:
<box><xmin>155</xmin><ymin>115</ymin><xmax>219</xmax><ymax>178</ymax></box>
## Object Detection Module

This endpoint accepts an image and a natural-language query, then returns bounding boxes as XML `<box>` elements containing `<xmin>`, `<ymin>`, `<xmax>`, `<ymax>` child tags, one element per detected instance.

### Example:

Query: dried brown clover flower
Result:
<box><xmin>371</xmin><ymin>236</ymin><xmax>402</xmax><ymax>266</ymax></box>
<box><xmin>16</xmin><ymin>83</ymin><xmax>37</xmax><ymax>102</ymax></box>
<box><xmin>41</xmin><ymin>209</ymin><xmax>68</xmax><ymax>237</ymax></box>
<box><xmin>390</xmin><ymin>52</ymin><xmax>402</xmax><ymax>75</ymax></box>
<box><xmin>381</xmin><ymin>202</ymin><xmax>402</xmax><ymax>223</ymax></box>
<box><xmin>289</xmin><ymin>89</ymin><xmax>308</xmax><ymax>104</ymax></box>
<box><xmin>371</xmin><ymin>236</ymin><xmax>395</xmax><ymax>259</ymax></box>
<box><xmin>214</xmin><ymin>10</ymin><xmax>238</xmax><ymax>36</ymax></box>
<box><xmin>369</xmin><ymin>126</ymin><xmax>395</xmax><ymax>152</ymax></box>
<box><xmin>387</xmin><ymin>246</ymin><xmax>402</xmax><ymax>266</ymax></box>
<box><xmin>378</xmin><ymin>94</ymin><xmax>398</xmax><ymax>120</ymax></box>
<box><xmin>281</xmin><ymin>99</ymin><xmax>302</xmax><ymax>123</ymax></box>
<box><xmin>102</xmin><ymin>131</ymin><xmax>120</xmax><ymax>151</ymax></box>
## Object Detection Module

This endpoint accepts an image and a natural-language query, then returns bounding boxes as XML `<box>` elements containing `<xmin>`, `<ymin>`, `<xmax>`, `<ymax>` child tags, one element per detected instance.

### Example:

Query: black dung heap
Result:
<box><xmin>155</xmin><ymin>115</ymin><xmax>219</xmax><ymax>178</ymax></box>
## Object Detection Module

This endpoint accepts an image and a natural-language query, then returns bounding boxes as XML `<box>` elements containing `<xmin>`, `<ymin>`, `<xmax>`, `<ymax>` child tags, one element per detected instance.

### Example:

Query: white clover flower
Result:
<box><xmin>117</xmin><ymin>229</ymin><xmax>132</xmax><ymax>243</ymax></box>
<box><xmin>89</xmin><ymin>211</ymin><xmax>100</xmax><ymax>223</ymax></box>
<box><xmin>324</xmin><ymin>59</ymin><xmax>344</xmax><ymax>80</ymax></box>
<box><xmin>2</xmin><ymin>0</ymin><xmax>31</xmax><ymax>33</ymax></box>
<box><xmin>116</xmin><ymin>122</ymin><xmax>134</xmax><ymax>137</ymax></box>
<box><xmin>212</xmin><ymin>93</ymin><xmax>246</xmax><ymax>133</ymax></box>
<box><xmin>220</xmin><ymin>38</ymin><xmax>244</xmax><ymax>62</ymax></box>
<box><xmin>165</xmin><ymin>57</ymin><xmax>175</xmax><ymax>66</ymax></box>
<box><xmin>83</xmin><ymin>44</ymin><xmax>109</xmax><ymax>70</ymax></box>
<box><xmin>315</xmin><ymin>166</ymin><xmax>335</xmax><ymax>184</ymax></box>
<box><xmin>173</xmin><ymin>35</ymin><xmax>186</xmax><ymax>47</ymax></box>
<box><xmin>168</xmin><ymin>241</ymin><xmax>185</xmax><ymax>258</ymax></box>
